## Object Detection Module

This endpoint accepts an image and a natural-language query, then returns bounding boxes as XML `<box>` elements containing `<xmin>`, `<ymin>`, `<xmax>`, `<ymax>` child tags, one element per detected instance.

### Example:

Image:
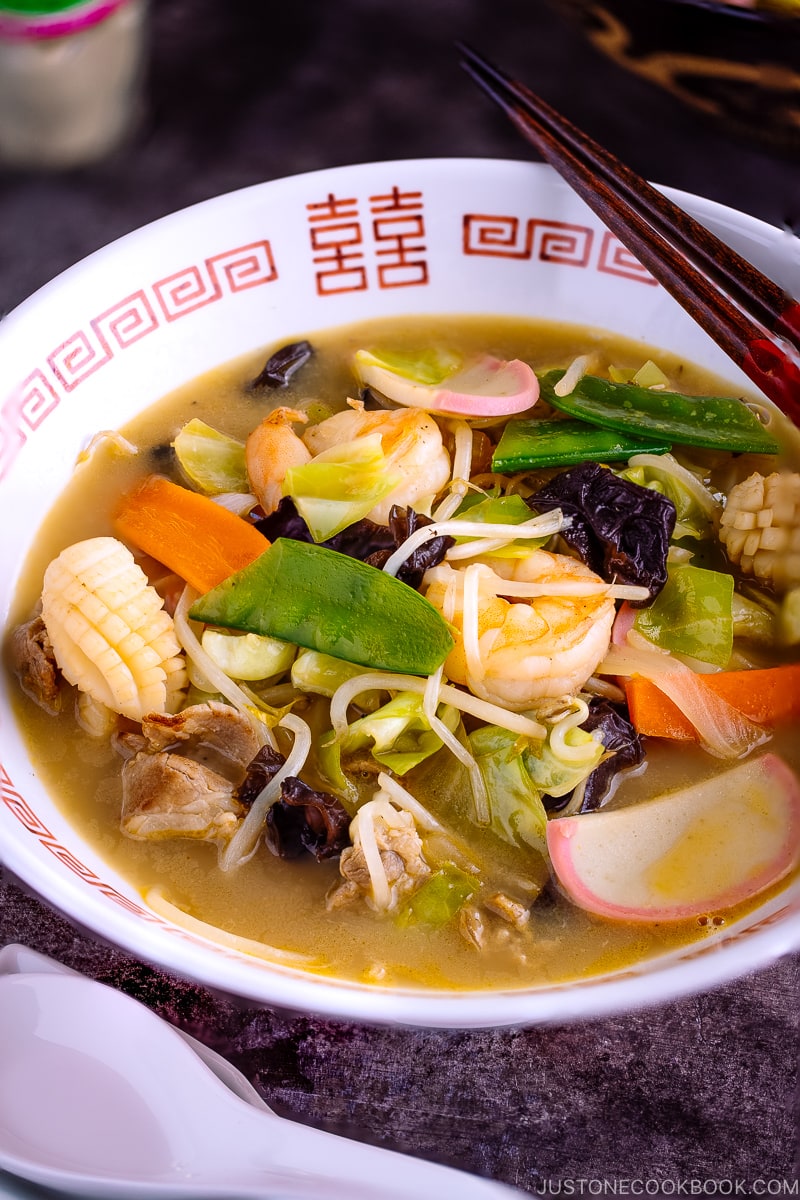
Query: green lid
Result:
<box><xmin>0</xmin><ymin>1</ymin><xmax>85</xmax><ymax>11</ymax></box>
<box><xmin>0</xmin><ymin>0</ymin><xmax>125</xmax><ymax>36</ymax></box>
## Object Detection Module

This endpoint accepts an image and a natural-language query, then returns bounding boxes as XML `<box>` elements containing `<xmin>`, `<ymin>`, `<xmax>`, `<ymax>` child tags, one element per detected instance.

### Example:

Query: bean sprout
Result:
<box><xmin>173</xmin><ymin>587</ymin><xmax>274</xmax><ymax>746</ymax></box>
<box><xmin>549</xmin><ymin>698</ymin><xmax>602</xmax><ymax>765</ymax></box>
<box><xmin>382</xmin><ymin>511</ymin><xmax>567</xmax><ymax>577</ymax></box>
<box><xmin>220</xmin><ymin>711</ymin><xmax>312</xmax><ymax>871</ymax></box>
<box><xmin>329</xmin><ymin>670</ymin><xmax>546</xmax><ymax>741</ymax></box>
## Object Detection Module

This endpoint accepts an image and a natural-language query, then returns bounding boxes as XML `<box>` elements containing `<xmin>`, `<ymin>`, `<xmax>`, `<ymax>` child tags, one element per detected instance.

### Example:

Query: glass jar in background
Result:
<box><xmin>0</xmin><ymin>0</ymin><xmax>149</xmax><ymax>169</ymax></box>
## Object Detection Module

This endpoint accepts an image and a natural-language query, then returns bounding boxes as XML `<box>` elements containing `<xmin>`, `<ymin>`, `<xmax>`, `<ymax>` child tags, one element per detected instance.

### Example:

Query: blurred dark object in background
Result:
<box><xmin>548</xmin><ymin>0</ymin><xmax>800</xmax><ymax>154</ymax></box>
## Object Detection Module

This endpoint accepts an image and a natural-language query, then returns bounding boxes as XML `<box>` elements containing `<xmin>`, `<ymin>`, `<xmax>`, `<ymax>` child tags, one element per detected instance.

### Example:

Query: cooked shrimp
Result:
<box><xmin>424</xmin><ymin>550</ymin><xmax>616</xmax><ymax>709</ymax></box>
<box><xmin>302</xmin><ymin>401</ymin><xmax>451</xmax><ymax>523</ymax></box>
<box><xmin>245</xmin><ymin>407</ymin><xmax>311</xmax><ymax>514</ymax></box>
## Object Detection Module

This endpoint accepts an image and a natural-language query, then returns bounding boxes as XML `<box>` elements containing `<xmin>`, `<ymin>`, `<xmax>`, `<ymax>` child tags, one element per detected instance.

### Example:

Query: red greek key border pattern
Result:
<box><xmin>92</xmin><ymin>291</ymin><xmax>159</xmax><ymax>353</ymax></box>
<box><xmin>0</xmin><ymin>762</ymin><xmax>157</xmax><ymax>920</ymax></box>
<box><xmin>208</xmin><ymin>241</ymin><xmax>277</xmax><ymax>292</ymax></box>
<box><xmin>0</xmin><ymin>240</ymin><xmax>278</xmax><ymax>484</ymax></box>
<box><xmin>463</xmin><ymin>212</ymin><xmax>655</xmax><ymax>284</ymax></box>
<box><xmin>0</xmin><ymin>763</ymin><xmax>222</xmax><ymax>948</ymax></box>
<box><xmin>14</xmin><ymin>369</ymin><xmax>60</xmax><ymax>432</ymax></box>
<box><xmin>0</xmin><ymin>761</ymin><xmax>286</xmax><ymax>962</ymax></box>
<box><xmin>463</xmin><ymin>214</ymin><xmax>593</xmax><ymax>266</ymax></box>
<box><xmin>597</xmin><ymin>229</ymin><xmax>657</xmax><ymax>284</ymax></box>
<box><xmin>48</xmin><ymin>328</ymin><xmax>113</xmax><ymax>392</ymax></box>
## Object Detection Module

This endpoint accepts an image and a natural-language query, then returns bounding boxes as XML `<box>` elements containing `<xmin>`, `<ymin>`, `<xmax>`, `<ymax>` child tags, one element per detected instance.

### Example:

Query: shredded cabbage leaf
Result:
<box><xmin>633</xmin><ymin>564</ymin><xmax>734</xmax><ymax>667</ymax></box>
<box><xmin>319</xmin><ymin>691</ymin><xmax>461</xmax><ymax>787</ymax></box>
<box><xmin>468</xmin><ymin>714</ymin><xmax>603</xmax><ymax>853</ymax></box>
<box><xmin>291</xmin><ymin>648</ymin><xmax>382</xmax><ymax>709</ymax></box>
<box><xmin>451</xmin><ymin>494</ymin><xmax>551</xmax><ymax>558</ymax></box>
<box><xmin>468</xmin><ymin>725</ymin><xmax>549</xmax><ymax>853</ymax></box>
<box><xmin>282</xmin><ymin>433</ymin><xmax>401</xmax><ymax>541</ymax></box>
<box><xmin>201</xmin><ymin>629</ymin><xmax>296</xmax><ymax>681</ymax></box>
<box><xmin>395</xmin><ymin>864</ymin><xmax>478</xmax><ymax>929</ymax></box>
<box><xmin>356</xmin><ymin>346</ymin><xmax>462</xmax><ymax>387</ymax></box>
<box><xmin>619</xmin><ymin>452</ymin><xmax>721</xmax><ymax>541</ymax></box>
<box><xmin>172</xmin><ymin>419</ymin><xmax>248</xmax><ymax>495</ymax></box>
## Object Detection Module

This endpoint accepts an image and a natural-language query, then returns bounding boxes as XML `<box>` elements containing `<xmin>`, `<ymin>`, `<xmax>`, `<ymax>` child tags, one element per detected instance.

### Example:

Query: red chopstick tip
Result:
<box><xmin>743</xmin><ymin>338</ymin><xmax>800</xmax><ymax>428</ymax></box>
<box><xmin>778</xmin><ymin>301</ymin><xmax>800</xmax><ymax>344</ymax></box>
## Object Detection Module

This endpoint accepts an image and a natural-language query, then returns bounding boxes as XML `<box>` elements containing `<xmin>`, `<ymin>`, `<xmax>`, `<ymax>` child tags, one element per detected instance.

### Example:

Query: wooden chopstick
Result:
<box><xmin>460</xmin><ymin>43</ymin><xmax>798</xmax><ymax>343</ymax></box>
<box><xmin>458</xmin><ymin>42</ymin><xmax>800</xmax><ymax>425</ymax></box>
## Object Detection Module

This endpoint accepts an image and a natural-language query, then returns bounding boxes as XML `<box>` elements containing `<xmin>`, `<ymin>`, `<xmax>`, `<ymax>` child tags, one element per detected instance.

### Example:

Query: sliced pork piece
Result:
<box><xmin>140</xmin><ymin>701</ymin><xmax>261</xmax><ymax>776</ymax></box>
<box><xmin>10</xmin><ymin>615</ymin><xmax>62</xmax><ymax>715</ymax></box>
<box><xmin>121</xmin><ymin>751</ymin><xmax>245</xmax><ymax>842</ymax></box>
<box><xmin>327</xmin><ymin>809</ymin><xmax>430</xmax><ymax>912</ymax></box>
<box><xmin>118</xmin><ymin>702</ymin><xmax>260</xmax><ymax>846</ymax></box>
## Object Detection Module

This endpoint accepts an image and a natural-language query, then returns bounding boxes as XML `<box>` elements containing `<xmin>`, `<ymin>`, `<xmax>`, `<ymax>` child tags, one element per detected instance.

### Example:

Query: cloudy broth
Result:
<box><xmin>8</xmin><ymin>314</ymin><xmax>799</xmax><ymax>991</ymax></box>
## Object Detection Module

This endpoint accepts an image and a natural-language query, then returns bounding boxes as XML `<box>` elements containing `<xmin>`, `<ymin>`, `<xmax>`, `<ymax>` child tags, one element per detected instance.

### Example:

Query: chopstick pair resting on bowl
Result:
<box><xmin>458</xmin><ymin>43</ymin><xmax>800</xmax><ymax>427</ymax></box>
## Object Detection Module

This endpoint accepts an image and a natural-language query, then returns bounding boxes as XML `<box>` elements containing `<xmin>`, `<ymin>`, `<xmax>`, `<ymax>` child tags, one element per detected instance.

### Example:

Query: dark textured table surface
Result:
<box><xmin>1</xmin><ymin>1</ymin><xmax>799</xmax><ymax>1194</ymax></box>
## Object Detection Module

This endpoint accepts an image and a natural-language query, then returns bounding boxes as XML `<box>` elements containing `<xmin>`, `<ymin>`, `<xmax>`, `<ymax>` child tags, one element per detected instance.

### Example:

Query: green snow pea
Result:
<box><xmin>492</xmin><ymin>417</ymin><xmax>671</xmax><ymax>472</ymax></box>
<box><xmin>539</xmin><ymin>370</ymin><xmax>779</xmax><ymax>455</ymax></box>
<box><xmin>189</xmin><ymin>537</ymin><xmax>454</xmax><ymax>675</ymax></box>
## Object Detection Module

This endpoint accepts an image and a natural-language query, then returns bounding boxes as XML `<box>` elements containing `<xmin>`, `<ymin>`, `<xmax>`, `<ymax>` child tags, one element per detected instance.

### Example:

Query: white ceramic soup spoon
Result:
<box><xmin>0</xmin><ymin>943</ymin><xmax>273</xmax><ymax>1115</ymax></box>
<box><xmin>0</xmin><ymin>972</ymin><xmax>522</xmax><ymax>1200</ymax></box>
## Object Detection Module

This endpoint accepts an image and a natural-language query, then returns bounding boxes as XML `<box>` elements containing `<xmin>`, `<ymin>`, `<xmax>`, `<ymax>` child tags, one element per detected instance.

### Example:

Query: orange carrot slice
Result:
<box><xmin>114</xmin><ymin>475</ymin><xmax>268</xmax><ymax>594</ymax></box>
<box><xmin>625</xmin><ymin>662</ymin><xmax>800</xmax><ymax>741</ymax></box>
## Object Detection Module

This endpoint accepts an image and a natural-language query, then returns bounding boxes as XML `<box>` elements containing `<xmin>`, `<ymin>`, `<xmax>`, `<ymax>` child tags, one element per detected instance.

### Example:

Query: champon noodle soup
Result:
<box><xmin>6</xmin><ymin>313</ymin><xmax>800</xmax><ymax>991</ymax></box>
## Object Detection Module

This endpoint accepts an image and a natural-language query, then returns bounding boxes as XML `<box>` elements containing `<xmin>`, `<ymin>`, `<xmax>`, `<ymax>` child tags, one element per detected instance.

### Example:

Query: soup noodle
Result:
<box><xmin>7</xmin><ymin>314</ymin><xmax>800</xmax><ymax>991</ymax></box>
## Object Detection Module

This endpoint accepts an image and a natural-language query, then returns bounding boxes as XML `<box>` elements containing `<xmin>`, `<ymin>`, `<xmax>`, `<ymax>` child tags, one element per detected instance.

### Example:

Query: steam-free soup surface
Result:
<box><xmin>9</xmin><ymin>315</ymin><xmax>800</xmax><ymax>990</ymax></box>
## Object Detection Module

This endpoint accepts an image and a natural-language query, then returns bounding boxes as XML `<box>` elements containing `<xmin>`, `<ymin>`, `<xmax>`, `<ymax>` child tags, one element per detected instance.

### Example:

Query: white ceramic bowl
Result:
<box><xmin>2</xmin><ymin>158</ymin><xmax>799</xmax><ymax>1028</ymax></box>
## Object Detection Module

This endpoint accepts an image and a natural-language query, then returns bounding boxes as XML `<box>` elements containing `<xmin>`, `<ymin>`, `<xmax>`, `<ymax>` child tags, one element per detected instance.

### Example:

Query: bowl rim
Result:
<box><xmin>2</xmin><ymin>155</ymin><xmax>800</xmax><ymax>1028</ymax></box>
